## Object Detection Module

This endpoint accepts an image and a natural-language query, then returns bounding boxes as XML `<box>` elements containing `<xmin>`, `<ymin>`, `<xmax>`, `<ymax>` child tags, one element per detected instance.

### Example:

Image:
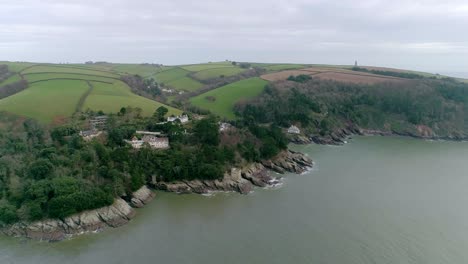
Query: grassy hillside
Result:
<box><xmin>0</xmin><ymin>61</ymin><xmax>35</xmax><ymax>72</ymax></box>
<box><xmin>0</xmin><ymin>80</ymin><xmax>89</xmax><ymax>123</ymax></box>
<box><xmin>192</xmin><ymin>67</ymin><xmax>246</xmax><ymax>80</ymax></box>
<box><xmin>22</xmin><ymin>65</ymin><xmax>120</xmax><ymax>78</ymax></box>
<box><xmin>0</xmin><ymin>63</ymin><xmax>180</xmax><ymax>123</ymax></box>
<box><xmin>190</xmin><ymin>77</ymin><xmax>268</xmax><ymax>119</ymax></box>
<box><xmin>180</xmin><ymin>62</ymin><xmax>233</xmax><ymax>71</ymax></box>
<box><xmin>83</xmin><ymin>81</ymin><xmax>181</xmax><ymax>116</ymax></box>
<box><xmin>2</xmin><ymin>60</ymin><xmax>459</xmax><ymax>124</ymax></box>
<box><xmin>154</xmin><ymin>68</ymin><xmax>204</xmax><ymax>91</ymax></box>
<box><xmin>23</xmin><ymin>73</ymin><xmax>115</xmax><ymax>83</ymax></box>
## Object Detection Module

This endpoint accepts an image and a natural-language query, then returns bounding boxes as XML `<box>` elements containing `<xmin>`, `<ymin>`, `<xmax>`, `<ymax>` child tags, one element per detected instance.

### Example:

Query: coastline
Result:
<box><xmin>1</xmin><ymin>186</ymin><xmax>155</xmax><ymax>242</ymax></box>
<box><xmin>3</xmin><ymin>127</ymin><xmax>465</xmax><ymax>242</ymax></box>
<box><xmin>291</xmin><ymin>125</ymin><xmax>468</xmax><ymax>146</ymax></box>
<box><xmin>1</xmin><ymin>149</ymin><xmax>313</xmax><ymax>242</ymax></box>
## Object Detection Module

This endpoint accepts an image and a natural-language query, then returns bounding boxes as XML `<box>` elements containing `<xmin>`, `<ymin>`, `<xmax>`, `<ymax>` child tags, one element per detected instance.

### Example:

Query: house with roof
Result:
<box><xmin>79</xmin><ymin>129</ymin><xmax>102</xmax><ymax>141</ymax></box>
<box><xmin>287</xmin><ymin>125</ymin><xmax>301</xmax><ymax>134</ymax></box>
<box><xmin>219</xmin><ymin>122</ymin><xmax>232</xmax><ymax>132</ymax></box>
<box><xmin>167</xmin><ymin>114</ymin><xmax>189</xmax><ymax>124</ymax></box>
<box><xmin>125</xmin><ymin>134</ymin><xmax>169</xmax><ymax>149</ymax></box>
<box><xmin>90</xmin><ymin>115</ymin><xmax>108</xmax><ymax>129</ymax></box>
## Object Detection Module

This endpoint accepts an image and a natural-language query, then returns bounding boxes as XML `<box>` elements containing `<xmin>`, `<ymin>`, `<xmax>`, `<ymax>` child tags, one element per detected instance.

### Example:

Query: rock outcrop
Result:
<box><xmin>155</xmin><ymin>150</ymin><xmax>313</xmax><ymax>194</ymax></box>
<box><xmin>1</xmin><ymin>186</ymin><xmax>155</xmax><ymax>242</ymax></box>
<box><xmin>130</xmin><ymin>185</ymin><xmax>155</xmax><ymax>208</ymax></box>
<box><xmin>2</xmin><ymin>198</ymin><xmax>135</xmax><ymax>242</ymax></box>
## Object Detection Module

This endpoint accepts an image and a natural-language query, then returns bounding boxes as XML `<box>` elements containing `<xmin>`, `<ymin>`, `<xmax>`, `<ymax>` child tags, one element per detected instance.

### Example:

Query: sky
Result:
<box><xmin>1</xmin><ymin>0</ymin><xmax>467</xmax><ymax>74</ymax></box>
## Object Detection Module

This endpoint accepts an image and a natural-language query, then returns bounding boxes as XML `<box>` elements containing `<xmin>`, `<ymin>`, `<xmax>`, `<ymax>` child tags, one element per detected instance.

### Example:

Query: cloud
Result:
<box><xmin>0</xmin><ymin>0</ymin><xmax>467</xmax><ymax>73</ymax></box>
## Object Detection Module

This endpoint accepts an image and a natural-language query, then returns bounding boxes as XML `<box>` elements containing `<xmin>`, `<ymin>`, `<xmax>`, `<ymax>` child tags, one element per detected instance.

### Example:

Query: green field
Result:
<box><xmin>190</xmin><ymin>77</ymin><xmax>268</xmax><ymax>119</ymax></box>
<box><xmin>0</xmin><ymin>80</ymin><xmax>89</xmax><ymax>123</ymax></box>
<box><xmin>22</xmin><ymin>65</ymin><xmax>120</xmax><ymax>78</ymax></box>
<box><xmin>155</xmin><ymin>68</ymin><xmax>204</xmax><ymax>91</ymax></box>
<box><xmin>0</xmin><ymin>62</ymin><xmax>35</xmax><ymax>72</ymax></box>
<box><xmin>83</xmin><ymin>81</ymin><xmax>181</xmax><ymax>116</ymax></box>
<box><xmin>263</xmin><ymin>64</ymin><xmax>307</xmax><ymax>71</ymax></box>
<box><xmin>0</xmin><ymin>67</ymin><xmax>180</xmax><ymax>123</ymax></box>
<box><xmin>24</xmin><ymin>73</ymin><xmax>116</xmax><ymax>83</ymax></box>
<box><xmin>181</xmin><ymin>62</ymin><xmax>233</xmax><ymax>72</ymax></box>
<box><xmin>166</xmin><ymin>77</ymin><xmax>204</xmax><ymax>92</ymax></box>
<box><xmin>154</xmin><ymin>68</ymin><xmax>189</xmax><ymax>83</ymax></box>
<box><xmin>192</xmin><ymin>67</ymin><xmax>246</xmax><ymax>80</ymax></box>
<box><xmin>0</xmin><ymin>74</ymin><xmax>21</xmax><ymax>86</ymax></box>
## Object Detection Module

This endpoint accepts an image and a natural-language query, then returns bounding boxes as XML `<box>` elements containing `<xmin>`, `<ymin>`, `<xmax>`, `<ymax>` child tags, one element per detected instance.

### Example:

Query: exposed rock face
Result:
<box><xmin>2</xmin><ymin>198</ymin><xmax>135</xmax><ymax>242</ymax></box>
<box><xmin>310</xmin><ymin>127</ymin><xmax>359</xmax><ymax>145</ymax></box>
<box><xmin>155</xmin><ymin>150</ymin><xmax>313</xmax><ymax>194</ymax></box>
<box><xmin>262</xmin><ymin>150</ymin><xmax>313</xmax><ymax>174</ymax></box>
<box><xmin>130</xmin><ymin>185</ymin><xmax>156</xmax><ymax>208</ymax></box>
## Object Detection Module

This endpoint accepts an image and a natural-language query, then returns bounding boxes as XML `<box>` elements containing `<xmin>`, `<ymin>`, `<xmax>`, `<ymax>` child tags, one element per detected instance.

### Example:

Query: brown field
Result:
<box><xmin>261</xmin><ymin>70</ymin><xmax>319</xmax><ymax>81</ymax></box>
<box><xmin>312</xmin><ymin>72</ymin><xmax>404</xmax><ymax>85</ymax></box>
<box><xmin>261</xmin><ymin>67</ymin><xmax>405</xmax><ymax>85</ymax></box>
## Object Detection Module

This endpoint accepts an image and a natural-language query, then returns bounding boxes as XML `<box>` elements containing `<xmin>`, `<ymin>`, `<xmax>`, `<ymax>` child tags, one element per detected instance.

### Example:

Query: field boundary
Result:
<box><xmin>21</xmin><ymin>64</ymin><xmax>121</xmax><ymax>77</ymax></box>
<box><xmin>76</xmin><ymin>81</ymin><xmax>93</xmax><ymax>113</ymax></box>
<box><xmin>29</xmin><ymin>78</ymin><xmax>113</xmax><ymax>85</ymax></box>
<box><xmin>23</xmin><ymin>72</ymin><xmax>120</xmax><ymax>81</ymax></box>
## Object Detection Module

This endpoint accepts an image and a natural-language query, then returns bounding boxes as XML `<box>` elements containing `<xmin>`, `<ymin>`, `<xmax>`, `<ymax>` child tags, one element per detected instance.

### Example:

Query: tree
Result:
<box><xmin>27</xmin><ymin>159</ymin><xmax>54</xmax><ymax>180</ymax></box>
<box><xmin>193</xmin><ymin>118</ymin><xmax>220</xmax><ymax>146</ymax></box>
<box><xmin>154</xmin><ymin>106</ymin><xmax>168</xmax><ymax>122</ymax></box>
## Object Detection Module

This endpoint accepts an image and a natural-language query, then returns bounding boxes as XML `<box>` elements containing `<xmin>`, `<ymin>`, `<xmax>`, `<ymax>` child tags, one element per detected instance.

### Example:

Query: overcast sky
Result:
<box><xmin>1</xmin><ymin>0</ymin><xmax>467</xmax><ymax>74</ymax></box>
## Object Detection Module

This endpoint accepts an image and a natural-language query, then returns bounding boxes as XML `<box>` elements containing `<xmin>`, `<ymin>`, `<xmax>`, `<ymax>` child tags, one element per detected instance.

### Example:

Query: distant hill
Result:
<box><xmin>0</xmin><ymin>61</ymin><xmax>463</xmax><ymax>123</ymax></box>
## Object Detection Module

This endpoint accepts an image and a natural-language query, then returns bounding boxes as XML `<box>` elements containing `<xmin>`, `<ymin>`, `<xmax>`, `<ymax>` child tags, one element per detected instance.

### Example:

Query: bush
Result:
<box><xmin>0</xmin><ymin>203</ymin><xmax>18</xmax><ymax>225</ymax></box>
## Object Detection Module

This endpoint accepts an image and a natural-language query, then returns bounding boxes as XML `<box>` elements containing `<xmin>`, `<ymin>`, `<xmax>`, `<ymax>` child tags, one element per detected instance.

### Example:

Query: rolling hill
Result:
<box><xmin>1</xmin><ymin>60</ymin><xmax>464</xmax><ymax>123</ymax></box>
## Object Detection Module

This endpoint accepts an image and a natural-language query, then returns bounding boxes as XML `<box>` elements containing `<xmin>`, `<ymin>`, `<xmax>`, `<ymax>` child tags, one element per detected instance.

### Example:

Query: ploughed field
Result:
<box><xmin>261</xmin><ymin>67</ymin><xmax>408</xmax><ymax>84</ymax></box>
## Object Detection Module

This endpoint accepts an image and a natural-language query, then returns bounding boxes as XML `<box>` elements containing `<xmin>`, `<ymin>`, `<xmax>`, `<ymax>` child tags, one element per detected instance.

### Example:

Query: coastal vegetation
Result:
<box><xmin>235</xmin><ymin>77</ymin><xmax>468</xmax><ymax>139</ymax></box>
<box><xmin>1</xmin><ymin>60</ymin><xmax>468</xmax><ymax>229</ymax></box>
<box><xmin>0</xmin><ymin>105</ymin><xmax>287</xmax><ymax>225</ymax></box>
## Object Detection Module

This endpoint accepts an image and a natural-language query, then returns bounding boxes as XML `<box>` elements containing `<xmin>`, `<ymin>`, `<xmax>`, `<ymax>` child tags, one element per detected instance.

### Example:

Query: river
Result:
<box><xmin>2</xmin><ymin>136</ymin><xmax>468</xmax><ymax>264</ymax></box>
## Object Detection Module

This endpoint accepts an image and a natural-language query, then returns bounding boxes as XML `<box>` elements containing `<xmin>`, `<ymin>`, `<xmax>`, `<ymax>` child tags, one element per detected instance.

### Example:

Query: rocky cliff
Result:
<box><xmin>294</xmin><ymin>123</ymin><xmax>468</xmax><ymax>146</ymax></box>
<box><xmin>1</xmin><ymin>186</ymin><xmax>155</xmax><ymax>242</ymax></box>
<box><xmin>154</xmin><ymin>149</ymin><xmax>313</xmax><ymax>194</ymax></box>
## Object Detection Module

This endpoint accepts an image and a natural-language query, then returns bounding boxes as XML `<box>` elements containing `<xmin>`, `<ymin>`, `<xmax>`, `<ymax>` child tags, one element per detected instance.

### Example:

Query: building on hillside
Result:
<box><xmin>79</xmin><ymin>129</ymin><xmax>102</xmax><ymax>140</ymax></box>
<box><xmin>136</xmin><ymin>131</ymin><xmax>162</xmax><ymax>136</ymax></box>
<box><xmin>287</xmin><ymin>125</ymin><xmax>301</xmax><ymax>134</ymax></box>
<box><xmin>219</xmin><ymin>122</ymin><xmax>232</xmax><ymax>132</ymax></box>
<box><xmin>125</xmin><ymin>135</ymin><xmax>169</xmax><ymax>149</ymax></box>
<box><xmin>167</xmin><ymin>115</ymin><xmax>189</xmax><ymax>124</ymax></box>
<box><xmin>142</xmin><ymin>135</ymin><xmax>169</xmax><ymax>149</ymax></box>
<box><xmin>90</xmin><ymin>115</ymin><xmax>108</xmax><ymax>129</ymax></box>
<box><xmin>127</xmin><ymin>136</ymin><xmax>144</xmax><ymax>149</ymax></box>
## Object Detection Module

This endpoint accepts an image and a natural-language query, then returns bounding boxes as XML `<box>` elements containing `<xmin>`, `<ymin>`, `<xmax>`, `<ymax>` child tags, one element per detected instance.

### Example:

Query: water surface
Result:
<box><xmin>2</xmin><ymin>136</ymin><xmax>468</xmax><ymax>264</ymax></box>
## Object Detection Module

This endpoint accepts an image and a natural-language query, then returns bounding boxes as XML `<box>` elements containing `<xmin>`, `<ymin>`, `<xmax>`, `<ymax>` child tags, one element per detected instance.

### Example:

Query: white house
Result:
<box><xmin>136</xmin><ymin>130</ymin><xmax>161</xmax><ymax>136</ymax></box>
<box><xmin>219</xmin><ymin>122</ymin><xmax>232</xmax><ymax>132</ymax></box>
<box><xmin>287</xmin><ymin>125</ymin><xmax>301</xmax><ymax>134</ymax></box>
<box><xmin>79</xmin><ymin>129</ymin><xmax>102</xmax><ymax>141</ymax></box>
<box><xmin>142</xmin><ymin>135</ymin><xmax>169</xmax><ymax>149</ymax></box>
<box><xmin>126</xmin><ymin>135</ymin><xmax>169</xmax><ymax>149</ymax></box>
<box><xmin>167</xmin><ymin>115</ymin><xmax>189</xmax><ymax>124</ymax></box>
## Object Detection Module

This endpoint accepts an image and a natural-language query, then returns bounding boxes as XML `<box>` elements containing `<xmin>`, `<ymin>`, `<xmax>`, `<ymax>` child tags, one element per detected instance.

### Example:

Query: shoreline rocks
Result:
<box><xmin>1</xmin><ymin>198</ymin><xmax>135</xmax><ymax>242</ymax></box>
<box><xmin>155</xmin><ymin>150</ymin><xmax>314</xmax><ymax>195</ymax></box>
<box><xmin>1</xmin><ymin>150</ymin><xmax>314</xmax><ymax>241</ymax></box>
<box><xmin>1</xmin><ymin>186</ymin><xmax>154</xmax><ymax>242</ymax></box>
<box><xmin>130</xmin><ymin>185</ymin><xmax>156</xmax><ymax>208</ymax></box>
<box><xmin>297</xmin><ymin>125</ymin><xmax>468</xmax><ymax>146</ymax></box>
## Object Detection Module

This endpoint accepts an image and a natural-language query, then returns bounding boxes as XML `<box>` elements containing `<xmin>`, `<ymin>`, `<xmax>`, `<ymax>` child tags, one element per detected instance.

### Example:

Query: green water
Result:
<box><xmin>2</xmin><ymin>136</ymin><xmax>468</xmax><ymax>264</ymax></box>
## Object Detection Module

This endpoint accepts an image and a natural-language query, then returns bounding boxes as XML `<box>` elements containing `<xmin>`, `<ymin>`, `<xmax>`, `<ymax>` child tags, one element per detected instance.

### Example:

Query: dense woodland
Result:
<box><xmin>0</xmin><ymin>108</ymin><xmax>286</xmax><ymax>225</ymax></box>
<box><xmin>235</xmin><ymin>77</ymin><xmax>468</xmax><ymax>138</ymax></box>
